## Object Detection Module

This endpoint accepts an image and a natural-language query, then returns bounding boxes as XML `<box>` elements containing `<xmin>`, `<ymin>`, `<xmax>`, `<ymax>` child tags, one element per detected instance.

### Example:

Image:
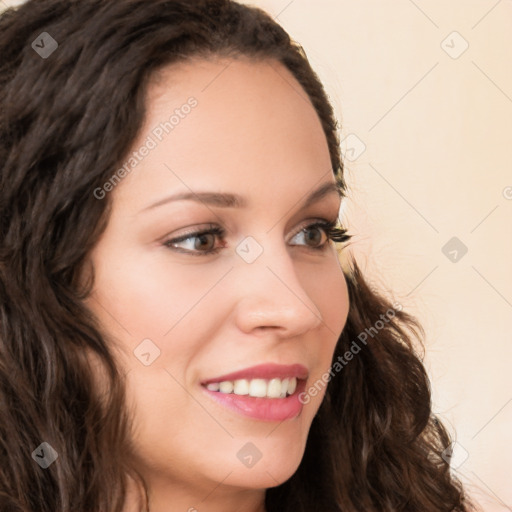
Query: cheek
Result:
<box><xmin>302</xmin><ymin>254</ymin><xmax>349</xmax><ymax>339</ymax></box>
<box><xmin>87</xmin><ymin>248</ymin><xmax>225</xmax><ymax>347</ymax></box>
<box><xmin>299</xmin><ymin>256</ymin><xmax>349</xmax><ymax>408</ymax></box>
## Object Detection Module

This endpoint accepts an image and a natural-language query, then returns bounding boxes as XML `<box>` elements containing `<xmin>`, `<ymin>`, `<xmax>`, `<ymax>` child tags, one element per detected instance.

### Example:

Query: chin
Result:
<box><xmin>226</xmin><ymin>462</ymin><xmax>300</xmax><ymax>490</ymax></box>
<box><xmin>220</xmin><ymin>441</ymin><xmax>305</xmax><ymax>490</ymax></box>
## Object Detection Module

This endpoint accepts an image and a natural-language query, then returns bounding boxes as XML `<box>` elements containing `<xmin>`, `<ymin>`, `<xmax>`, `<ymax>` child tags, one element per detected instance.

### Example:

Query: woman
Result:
<box><xmin>0</xmin><ymin>0</ymin><xmax>475</xmax><ymax>511</ymax></box>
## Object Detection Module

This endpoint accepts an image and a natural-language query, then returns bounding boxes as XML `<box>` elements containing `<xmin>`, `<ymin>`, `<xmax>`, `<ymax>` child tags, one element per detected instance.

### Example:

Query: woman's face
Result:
<box><xmin>85</xmin><ymin>57</ymin><xmax>349</xmax><ymax>504</ymax></box>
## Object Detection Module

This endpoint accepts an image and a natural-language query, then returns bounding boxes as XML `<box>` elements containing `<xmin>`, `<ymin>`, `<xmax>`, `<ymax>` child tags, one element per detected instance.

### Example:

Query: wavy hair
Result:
<box><xmin>0</xmin><ymin>0</ymin><xmax>474</xmax><ymax>510</ymax></box>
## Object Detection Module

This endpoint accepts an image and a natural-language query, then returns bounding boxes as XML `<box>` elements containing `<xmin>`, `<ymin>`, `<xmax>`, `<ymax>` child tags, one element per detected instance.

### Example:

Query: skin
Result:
<box><xmin>84</xmin><ymin>57</ymin><xmax>350</xmax><ymax>512</ymax></box>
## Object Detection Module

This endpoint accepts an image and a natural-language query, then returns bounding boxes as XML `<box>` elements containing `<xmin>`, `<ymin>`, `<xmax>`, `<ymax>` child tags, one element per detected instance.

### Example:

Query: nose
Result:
<box><xmin>232</xmin><ymin>236</ymin><xmax>324</xmax><ymax>338</ymax></box>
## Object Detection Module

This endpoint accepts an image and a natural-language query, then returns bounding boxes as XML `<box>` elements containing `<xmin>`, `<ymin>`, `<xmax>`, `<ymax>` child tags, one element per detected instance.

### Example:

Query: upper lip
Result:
<box><xmin>201</xmin><ymin>363</ymin><xmax>309</xmax><ymax>385</ymax></box>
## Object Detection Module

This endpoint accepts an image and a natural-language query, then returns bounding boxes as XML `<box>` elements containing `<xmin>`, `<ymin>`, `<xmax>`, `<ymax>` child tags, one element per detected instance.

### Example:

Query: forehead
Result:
<box><xmin>113</xmin><ymin>57</ymin><xmax>333</xmax><ymax>212</ymax></box>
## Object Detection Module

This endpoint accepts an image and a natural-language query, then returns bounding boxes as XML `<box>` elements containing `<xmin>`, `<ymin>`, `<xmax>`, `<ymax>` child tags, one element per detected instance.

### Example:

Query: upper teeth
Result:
<box><xmin>206</xmin><ymin>377</ymin><xmax>297</xmax><ymax>398</ymax></box>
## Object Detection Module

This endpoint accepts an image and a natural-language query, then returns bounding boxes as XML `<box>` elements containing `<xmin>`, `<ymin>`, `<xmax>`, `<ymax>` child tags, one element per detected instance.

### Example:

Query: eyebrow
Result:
<box><xmin>140</xmin><ymin>181</ymin><xmax>342</xmax><ymax>213</ymax></box>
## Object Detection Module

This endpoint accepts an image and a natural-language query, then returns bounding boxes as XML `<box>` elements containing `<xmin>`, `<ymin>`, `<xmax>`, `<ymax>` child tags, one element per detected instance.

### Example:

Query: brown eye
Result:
<box><xmin>289</xmin><ymin>222</ymin><xmax>330</xmax><ymax>250</ymax></box>
<box><xmin>163</xmin><ymin>226</ymin><xmax>226</xmax><ymax>256</ymax></box>
<box><xmin>303</xmin><ymin>226</ymin><xmax>326</xmax><ymax>247</ymax></box>
<box><xmin>191</xmin><ymin>233</ymin><xmax>216</xmax><ymax>251</ymax></box>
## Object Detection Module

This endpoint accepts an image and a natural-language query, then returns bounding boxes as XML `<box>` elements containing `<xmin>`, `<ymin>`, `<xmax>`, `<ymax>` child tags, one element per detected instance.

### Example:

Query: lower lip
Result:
<box><xmin>202</xmin><ymin>380</ymin><xmax>306</xmax><ymax>422</ymax></box>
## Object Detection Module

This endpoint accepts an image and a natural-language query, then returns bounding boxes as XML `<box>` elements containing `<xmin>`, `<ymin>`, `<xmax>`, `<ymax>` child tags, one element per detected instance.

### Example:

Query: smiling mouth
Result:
<box><xmin>202</xmin><ymin>376</ymin><xmax>299</xmax><ymax>399</ymax></box>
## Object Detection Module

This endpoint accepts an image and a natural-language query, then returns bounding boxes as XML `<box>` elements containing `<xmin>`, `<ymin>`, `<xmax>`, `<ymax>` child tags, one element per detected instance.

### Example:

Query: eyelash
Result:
<box><xmin>162</xmin><ymin>219</ymin><xmax>352</xmax><ymax>257</ymax></box>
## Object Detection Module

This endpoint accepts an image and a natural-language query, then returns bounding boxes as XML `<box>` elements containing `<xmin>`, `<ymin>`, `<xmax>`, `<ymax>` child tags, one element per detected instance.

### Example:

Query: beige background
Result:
<box><xmin>2</xmin><ymin>0</ymin><xmax>511</xmax><ymax>510</ymax></box>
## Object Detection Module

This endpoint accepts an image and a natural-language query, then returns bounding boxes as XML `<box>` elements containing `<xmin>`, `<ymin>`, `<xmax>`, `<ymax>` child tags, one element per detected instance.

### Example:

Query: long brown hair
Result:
<box><xmin>0</xmin><ymin>1</ymin><xmax>474</xmax><ymax>510</ymax></box>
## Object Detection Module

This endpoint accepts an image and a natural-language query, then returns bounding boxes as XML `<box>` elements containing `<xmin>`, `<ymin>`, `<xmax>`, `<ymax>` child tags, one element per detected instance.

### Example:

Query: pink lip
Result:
<box><xmin>201</xmin><ymin>378</ymin><xmax>307</xmax><ymax>422</ymax></box>
<box><xmin>200</xmin><ymin>363</ymin><xmax>309</xmax><ymax>422</ymax></box>
<box><xmin>200</xmin><ymin>363</ymin><xmax>309</xmax><ymax>385</ymax></box>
